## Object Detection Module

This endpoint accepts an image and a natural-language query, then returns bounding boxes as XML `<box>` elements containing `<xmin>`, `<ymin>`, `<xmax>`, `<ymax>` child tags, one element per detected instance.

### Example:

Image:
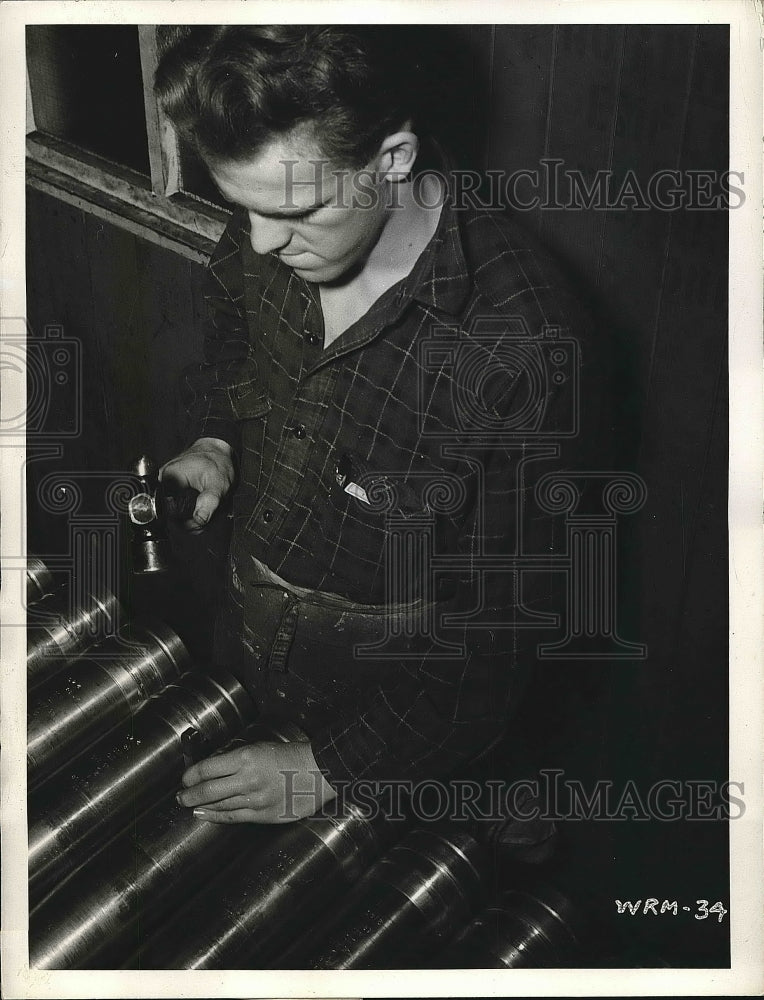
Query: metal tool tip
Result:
<box><xmin>132</xmin><ymin>455</ymin><xmax>157</xmax><ymax>477</ymax></box>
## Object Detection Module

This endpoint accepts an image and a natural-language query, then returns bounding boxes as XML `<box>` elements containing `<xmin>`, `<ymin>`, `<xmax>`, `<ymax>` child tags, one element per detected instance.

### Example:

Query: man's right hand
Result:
<box><xmin>160</xmin><ymin>437</ymin><xmax>235</xmax><ymax>531</ymax></box>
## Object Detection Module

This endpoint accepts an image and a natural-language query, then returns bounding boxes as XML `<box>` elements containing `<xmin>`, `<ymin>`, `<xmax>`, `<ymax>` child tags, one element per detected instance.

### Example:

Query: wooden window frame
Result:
<box><xmin>25</xmin><ymin>25</ymin><xmax>229</xmax><ymax>264</ymax></box>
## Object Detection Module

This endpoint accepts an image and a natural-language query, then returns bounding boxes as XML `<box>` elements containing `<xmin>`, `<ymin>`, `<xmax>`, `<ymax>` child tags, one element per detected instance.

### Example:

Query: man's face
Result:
<box><xmin>207</xmin><ymin>132</ymin><xmax>389</xmax><ymax>284</ymax></box>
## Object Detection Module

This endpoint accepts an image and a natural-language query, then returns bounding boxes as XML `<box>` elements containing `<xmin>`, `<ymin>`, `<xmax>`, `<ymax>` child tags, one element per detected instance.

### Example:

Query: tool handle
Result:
<box><xmin>162</xmin><ymin>486</ymin><xmax>200</xmax><ymax>522</ymax></box>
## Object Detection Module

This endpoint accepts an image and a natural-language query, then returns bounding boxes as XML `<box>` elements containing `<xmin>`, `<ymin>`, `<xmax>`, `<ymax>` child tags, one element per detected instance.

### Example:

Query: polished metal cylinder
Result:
<box><xmin>134</xmin><ymin>800</ymin><xmax>388</xmax><ymax>969</ymax></box>
<box><xmin>439</xmin><ymin>885</ymin><xmax>582</xmax><ymax>968</ymax></box>
<box><xmin>278</xmin><ymin>826</ymin><xmax>484</xmax><ymax>969</ymax></box>
<box><xmin>28</xmin><ymin>619</ymin><xmax>190</xmax><ymax>789</ymax></box>
<box><xmin>28</xmin><ymin>669</ymin><xmax>254</xmax><ymax>903</ymax></box>
<box><xmin>27</xmin><ymin>587</ymin><xmax>121</xmax><ymax>690</ymax></box>
<box><xmin>27</xmin><ymin>558</ymin><xmax>55</xmax><ymax>606</ymax></box>
<box><xmin>30</xmin><ymin>719</ymin><xmax>305</xmax><ymax>970</ymax></box>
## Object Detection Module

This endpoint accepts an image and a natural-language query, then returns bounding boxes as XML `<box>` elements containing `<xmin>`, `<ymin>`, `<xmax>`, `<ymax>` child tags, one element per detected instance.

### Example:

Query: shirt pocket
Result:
<box><xmin>183</xmin><ymin>355</ymin><xmax>271</xmax><ymax>423</ymax></box>
<box><xmin>227</xmin><ymin>378</ymin><xmax>271</xmax><ymax>422</ymax></box>
<box><xmin>332</xmin><ymin>451</ymin><xmax>430</xmax><ymax>519</ymax></box>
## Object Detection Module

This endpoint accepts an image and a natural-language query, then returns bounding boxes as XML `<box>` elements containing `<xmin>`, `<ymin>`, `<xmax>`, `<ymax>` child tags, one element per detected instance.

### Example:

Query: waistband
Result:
<box><xmin>240</xmin><ymin>554</ymin><xmax>432</xmax><ymax>618</ymax></box>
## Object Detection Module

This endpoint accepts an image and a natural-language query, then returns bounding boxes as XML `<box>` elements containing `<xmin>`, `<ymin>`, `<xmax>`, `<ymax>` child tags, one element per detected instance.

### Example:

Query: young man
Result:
<box><xmin>157</xmin><ymin>26</ymin><xmax>613</xmax><ymax>832</ymax></box>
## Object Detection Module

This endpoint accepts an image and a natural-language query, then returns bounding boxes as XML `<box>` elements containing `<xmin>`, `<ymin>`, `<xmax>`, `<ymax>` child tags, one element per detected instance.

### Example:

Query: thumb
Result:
<box><xmin>192</xmin><ymin>488</ymin><xmax>222</xmax><ymax>526</ymax></box>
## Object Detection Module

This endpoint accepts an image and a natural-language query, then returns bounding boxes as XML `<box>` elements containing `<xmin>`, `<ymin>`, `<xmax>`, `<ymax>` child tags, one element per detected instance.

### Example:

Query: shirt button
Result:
<box><xmin>262</xmin><ymin>508</ymin><xmax>274</xmax><ymax>523</ymax></box>
<box><xmin>291</xmin><ymin>423</ymin><xmax>306</xmax><ymax>439</ymax></box>
<box><xmin>306</xmin><ymin>333</ymin><xmax>320</xmax><ymax>346</ymax></box>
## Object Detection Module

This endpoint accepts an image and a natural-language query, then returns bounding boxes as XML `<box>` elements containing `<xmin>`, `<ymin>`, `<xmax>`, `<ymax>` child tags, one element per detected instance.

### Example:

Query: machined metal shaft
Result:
<box><xmin>28</xmin><ymin>669</ymin><xmax>254</xmax><ymax>903</ymax></box>
<box><xmin>134</xmin><ymin>800</ymin><xmax>391</xmax><ymax>969</ymax></box>
<box><xmin>26</xmin><ymin>557</ymin><xmax>55</xmax><ymax>606</ymax></box>
<box><xmin>28</xmin><ymin>586</ymin><xmax>121</xmax><ymax>690</ymax></box>
<box><xmin>278</xmin><ymin>826</ymin><xmax>485</xmax><ymax>969</ymax></box>
<box><xmin>28</xmin><ymin>618</ymin><xmax>190</xmax><ymax>789</ymax></box>
<box><xmin>438</xmin><ymin>885</ymin><xmax>582</xmax><ymax>968</ymax></box>
<box><xmin>30</xmin><ymin>719</ymin><xmax>305</xmax><ymax>970</ymax></box>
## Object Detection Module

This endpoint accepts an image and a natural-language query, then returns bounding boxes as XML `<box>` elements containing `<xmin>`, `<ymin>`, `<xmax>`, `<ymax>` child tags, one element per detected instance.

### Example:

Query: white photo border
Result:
<box><xmin>2</xmin><ymin>1</ymin><xmax>762</xmax><ymax>997</ymax></box>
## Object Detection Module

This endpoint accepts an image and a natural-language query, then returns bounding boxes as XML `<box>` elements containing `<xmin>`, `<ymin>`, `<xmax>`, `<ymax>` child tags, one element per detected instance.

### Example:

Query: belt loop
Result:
<box><xmin>268</xmin><ymin>598</ymin><xmax>299</xmax><ymax>673</ymax></box>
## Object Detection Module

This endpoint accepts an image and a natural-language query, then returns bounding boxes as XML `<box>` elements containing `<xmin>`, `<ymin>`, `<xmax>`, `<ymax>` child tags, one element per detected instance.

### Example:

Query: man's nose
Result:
<box><xmin>248</xmin><ymin>213</ymin><xmax>292</xmax><ymax>256</ymax></box>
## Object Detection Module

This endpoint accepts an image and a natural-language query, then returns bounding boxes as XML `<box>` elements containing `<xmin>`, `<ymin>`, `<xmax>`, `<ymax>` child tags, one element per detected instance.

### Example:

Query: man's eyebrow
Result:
<box><xmin>216</xmin><ymin>188</ymin><xmax>331</xmax><ymax>219</ymax></box>
<box><xmin>256</xmin><ymin>202</ymin><xmax>325</xmax><ymax>219</ymax></box>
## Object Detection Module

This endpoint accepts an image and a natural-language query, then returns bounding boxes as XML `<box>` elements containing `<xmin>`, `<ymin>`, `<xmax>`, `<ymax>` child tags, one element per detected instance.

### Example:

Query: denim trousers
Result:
<box><xmin>214</xmin><ymin>551</ymin><xmax>436</xmax><ymax>735</ymax></box>
<box><xmin>212</xmin><ymin>551</ymin><xmax>557</xmax><ymax>859</ymax></box>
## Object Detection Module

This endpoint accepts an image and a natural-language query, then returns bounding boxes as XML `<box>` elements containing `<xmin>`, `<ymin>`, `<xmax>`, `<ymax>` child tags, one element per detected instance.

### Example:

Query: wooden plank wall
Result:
<box><xmin>450</xmin><ymin>23</ymin><xmax>729</xmax><ymax>966</ymax></box>
<box><xmin>25</xmin><ymin>24</ymin><xmax>730</xmax><ymax>965</ymax></box>
<box><xmin>26</xmin><ymin>195</ymin><xmax>208</xmax><ymax>471</ymax></box>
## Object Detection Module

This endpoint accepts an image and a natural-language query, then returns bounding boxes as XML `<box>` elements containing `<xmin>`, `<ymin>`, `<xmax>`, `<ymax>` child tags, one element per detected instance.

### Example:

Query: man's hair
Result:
<box><xmin>155</xmin><ymin>26</ymin><xmax>426</xmax><ymax>168</ymax></box>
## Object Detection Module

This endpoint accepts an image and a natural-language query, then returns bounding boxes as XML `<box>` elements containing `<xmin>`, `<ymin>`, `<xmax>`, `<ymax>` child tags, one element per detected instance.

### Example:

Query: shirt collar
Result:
<box><xmin>394</xmin><ymin>173</ymin><xmax>472</xmax><ymax>317</ymax></box>
<box><xmin>235</xmin><ymin>156</ymin><xmax>473</xmax><ymax>321</ymax></box>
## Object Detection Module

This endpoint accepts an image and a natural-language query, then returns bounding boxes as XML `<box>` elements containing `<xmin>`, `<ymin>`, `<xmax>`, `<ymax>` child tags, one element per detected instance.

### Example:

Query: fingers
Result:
<box><xmin>192</xmin><ymin>807</ymin><xmax>292</xmax><ymax>825</ymax></box>
<box><xmin>191</xmin><ymin>487</ymin><xmax>223</xmax><ymax>527</ymax></box>
<box><xmin>157</xmin><ymin>457</ymin><xmax>186</xmax><ymax>489</ymax></box>
<box><xmin>160</xmin><ymin>437</ymin><xmax>233</xmax><ymax>480</ymax></box>
<box><xmin>180</xmin><ymin>486</ymin><xmax>224</xmax><ymax>533</ymax></box>
<box><xmin>182</xmin><ymin>748</ymin><xmax>246</xmax><ymax>786</ymax></box>
<box><xmin>179</xmin><ymin>744</ymin><xmax>278</xmax><ymax>806</ymax></box>
<box><xmin>177</xmin><ymin>743</ymin><xmax>321</xmax><ymax>824</ymax></box>
<box><xmin>177</xmin><ymin>774</ymin><xmax>249</xmax><ymax>808</ymax></box>
<box><xmin>159</xmin><ymin>438</ymin><xmax>235</xmax><ymax>532</ymax></box>
<box><xmin>187</xmin><ymin>790</ymin><xmax>278</xmax><ymax>813</ymax></box>
<box><xmin>192</xmin><ymin>793</ymin><xmax>265</xmax><ymax>811</ymax></box>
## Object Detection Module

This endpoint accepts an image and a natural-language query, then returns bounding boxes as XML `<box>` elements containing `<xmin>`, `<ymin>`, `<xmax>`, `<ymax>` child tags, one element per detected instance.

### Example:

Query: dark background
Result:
<box><xmin>26</xmin><ymin>24</ymin><xmax>729</xmax><ymax>966</ymax></box>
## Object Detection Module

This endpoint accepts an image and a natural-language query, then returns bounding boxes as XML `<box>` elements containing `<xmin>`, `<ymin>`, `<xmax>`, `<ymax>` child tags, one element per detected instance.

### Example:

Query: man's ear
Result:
<box><xmin>375</xmin><ymin>130</ymin><xmax>420</xmax><ymax>182</ymax></box>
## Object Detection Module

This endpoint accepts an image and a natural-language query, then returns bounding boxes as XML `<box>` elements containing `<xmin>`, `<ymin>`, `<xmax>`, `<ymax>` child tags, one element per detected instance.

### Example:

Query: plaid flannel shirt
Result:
<box><xmin>181</xmin><ymin>185</ymin><xmax>615</xmax><ymax>788</ymax></box>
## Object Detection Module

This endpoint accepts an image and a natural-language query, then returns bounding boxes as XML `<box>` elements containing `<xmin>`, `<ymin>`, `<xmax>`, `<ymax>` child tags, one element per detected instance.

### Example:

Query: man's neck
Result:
<box><xmin>365</xmin><ymin>173</ymin><xmax>444</xmax><ymax>286</ymax></box>
<box><xmin>318</xmin><ymin>174</ymin><xmax>444</xmax><ymax>347</ymax></box>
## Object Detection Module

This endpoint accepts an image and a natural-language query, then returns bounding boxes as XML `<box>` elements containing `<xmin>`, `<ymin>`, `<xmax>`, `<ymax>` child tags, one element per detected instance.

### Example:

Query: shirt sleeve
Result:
<box><xmin>181</xmin><ymin>210</ymin><xmax>269</xmax><ymax>453</ymax></box>
<box><xmin>311</xmin><ymin>296</ymin><xmax>617</xmax><ymax>790</ymax></box>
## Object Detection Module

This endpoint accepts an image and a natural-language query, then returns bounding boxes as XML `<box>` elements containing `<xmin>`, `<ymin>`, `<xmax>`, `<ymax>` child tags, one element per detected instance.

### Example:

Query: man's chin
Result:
<box><xmin>291</xmin><ymin>262</ymin><xmax>347</xmax><ymax>283</ymax></box>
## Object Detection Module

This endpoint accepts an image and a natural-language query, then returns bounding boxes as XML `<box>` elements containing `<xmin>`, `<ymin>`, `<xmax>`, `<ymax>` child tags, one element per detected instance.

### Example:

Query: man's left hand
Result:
<box><xmin>177</xmin><ymin>741</ymin><xmax>337</xmax><ymax>824</ymax></box>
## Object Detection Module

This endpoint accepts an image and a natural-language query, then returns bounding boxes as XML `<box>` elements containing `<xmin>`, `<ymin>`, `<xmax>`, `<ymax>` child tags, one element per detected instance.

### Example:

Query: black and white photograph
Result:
<box><xmin>1</xmin><ymin>1</ymin><xmax>762</xmax><ymax>997</ymax></box>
